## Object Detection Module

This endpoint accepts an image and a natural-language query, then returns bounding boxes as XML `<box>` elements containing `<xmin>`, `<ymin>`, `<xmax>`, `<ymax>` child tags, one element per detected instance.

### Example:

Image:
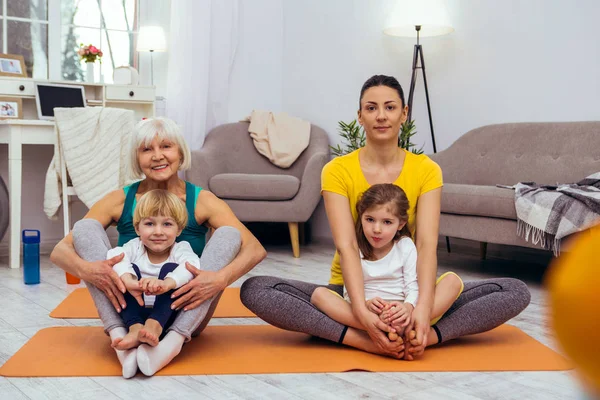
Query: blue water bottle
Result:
<box><xmin>23</xmin><ymin>230</ymin><xmax>40</xmax><ymax>285</ymax></box>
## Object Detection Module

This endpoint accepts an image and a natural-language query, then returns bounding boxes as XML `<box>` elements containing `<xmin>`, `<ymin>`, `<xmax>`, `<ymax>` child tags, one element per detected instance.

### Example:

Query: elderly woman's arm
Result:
<box><xmin>171</xmin><ymin>190</ymin><xmax>267</xmax><ymax>310</ymax></box>
<box><xmin>323</xmin><ymin>191</ymin><xmax>400</xmax><ymax>354</ymax></box>
<box><xmin>405</xmin><ymin>187</ymin><xmax>441</xmax><ymax>359</ymax></box>
<box><xmin>49</xmin><ymin>190</ymin><xmax>127</xmax><ymax>311</ymax></box>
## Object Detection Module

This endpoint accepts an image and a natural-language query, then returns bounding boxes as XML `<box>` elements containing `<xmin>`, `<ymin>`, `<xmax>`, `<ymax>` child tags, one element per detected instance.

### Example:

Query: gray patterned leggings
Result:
<box><xmin>240</xmin><ymin>275</ymin><xmax>531</xmax><ymax>344</ymax></box>
<box><xmin>72</xmin><ymin>219</ymin><xmax>241</xmax><ymax>341</ymax></box>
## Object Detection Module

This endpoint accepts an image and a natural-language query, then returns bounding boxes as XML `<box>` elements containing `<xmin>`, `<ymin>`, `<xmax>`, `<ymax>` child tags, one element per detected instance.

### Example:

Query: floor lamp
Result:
<box><xmin>384</xmin><ymin>24</ymin><xmax>453</xmax><ymax>154</ymax></box>
<box><xmin>137</xmin><ymin>26</ymin><xmax>167</xmax><ymax>86</ymax></box>
<box><xmin>385</xmin><ymin>23</ymin><xmax>454</xmax><ymax>253</ymax></box>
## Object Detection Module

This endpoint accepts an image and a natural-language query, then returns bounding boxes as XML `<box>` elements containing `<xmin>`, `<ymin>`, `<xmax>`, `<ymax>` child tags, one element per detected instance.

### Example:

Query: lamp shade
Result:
<box><xmin>137</xmin><ymin>26</ymin><xmax>167</xmax><ymax>52</ymax></box>
<box><xmin>383</xmin><ymin>0</ymin><xmax>453</xmax><ymax>38</ymax></box>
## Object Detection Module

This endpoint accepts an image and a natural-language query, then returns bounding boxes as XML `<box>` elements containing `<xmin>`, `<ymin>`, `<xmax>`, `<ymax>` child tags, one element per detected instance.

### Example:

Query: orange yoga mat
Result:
<box><xmin>49</xmin><ymin>287</ymin><xmax>256</xmax><ymax>319</ymax></box>
<box><xmin>0</xmin><ymin>324</ymin><xmax>571</xmax><ymax>377</ymax></box>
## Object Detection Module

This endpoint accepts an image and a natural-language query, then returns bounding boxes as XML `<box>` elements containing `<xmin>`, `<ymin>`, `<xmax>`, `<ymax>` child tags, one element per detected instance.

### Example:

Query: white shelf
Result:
<box><xmin>0</xmin><ymin>119</ymin><xmax>54</xmax><ymax>126</ymax></box>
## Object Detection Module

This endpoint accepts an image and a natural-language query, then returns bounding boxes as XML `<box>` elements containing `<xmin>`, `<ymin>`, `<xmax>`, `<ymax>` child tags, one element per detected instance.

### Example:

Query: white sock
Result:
<box><xmin>109</xmin><ymin>327</ymin><xmax>138</xmax><ymax>378</ymax></box>
<box><xmin>136</xmin><ymin>331</ymin><xmax>185</xmax><ymax>376</ymax></box>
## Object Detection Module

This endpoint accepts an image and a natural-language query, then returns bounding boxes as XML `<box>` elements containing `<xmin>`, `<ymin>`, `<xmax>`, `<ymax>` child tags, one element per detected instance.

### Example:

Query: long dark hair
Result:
<box><xmin>359</xmin><ymin>75</ymin><xmax>406</xmax><ymax>110</ymax></box>
<box><xmin>355</xmin><ymin>183</ymin><xmax>411</xmax><ymax>260</ymax></box>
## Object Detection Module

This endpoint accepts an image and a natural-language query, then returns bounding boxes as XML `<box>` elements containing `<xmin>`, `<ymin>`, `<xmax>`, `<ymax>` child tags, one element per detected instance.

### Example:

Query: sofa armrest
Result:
<box><xmin>187</xmin><ymin>147</ymin><xmax>225</xmax><ymax>190</ymax></box>
<box><xmin>290</xmin><ymin>151</ymin><xmax>329</xmax><ymax>222</ymax></box>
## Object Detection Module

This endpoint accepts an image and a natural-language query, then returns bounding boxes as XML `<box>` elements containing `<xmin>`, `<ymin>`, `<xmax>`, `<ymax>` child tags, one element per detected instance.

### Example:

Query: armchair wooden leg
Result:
<box><xmin>288</xmin><ymin>222</ymin><xmax>300</xmax><ymax>258</ymax></box>
<box><xmin>480</xmin><ymin>242</ymin><xmax>488</xmax><ymax>260</ymax></box>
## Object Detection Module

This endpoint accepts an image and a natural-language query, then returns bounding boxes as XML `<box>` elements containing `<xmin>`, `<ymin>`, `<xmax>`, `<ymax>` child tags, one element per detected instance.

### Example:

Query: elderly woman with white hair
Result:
<box><xmin>50</xmin><ymin>117</ymin><xmax>266</xmax><ymax>377</ymax></box>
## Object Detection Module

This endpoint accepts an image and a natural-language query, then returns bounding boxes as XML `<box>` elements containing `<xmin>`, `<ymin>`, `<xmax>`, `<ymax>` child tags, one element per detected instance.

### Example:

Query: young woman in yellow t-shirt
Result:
<box><xmin>241</xmin><ymin>75</ymin><xmax>531</xmax><ymax>359</ymax></box>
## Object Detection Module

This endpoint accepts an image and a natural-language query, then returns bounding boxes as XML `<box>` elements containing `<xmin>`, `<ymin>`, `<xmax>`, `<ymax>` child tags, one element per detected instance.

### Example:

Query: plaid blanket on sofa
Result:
<box><xmin>514</xmin><ymin>172</ymin><xmax>600</xmax><ymax>255</ymax></box>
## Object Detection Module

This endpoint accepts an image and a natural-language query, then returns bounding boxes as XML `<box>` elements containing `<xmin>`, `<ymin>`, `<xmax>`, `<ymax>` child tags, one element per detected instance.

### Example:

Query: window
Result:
<box><xmin>1</xmin><ymin>0</ymin><xmax>49</xmax><ymax>79</ymax></box>
<box><xmin>61</xmin><ymin>0</ymin><xmax>139</xmax><ymax>82</ymax></box>
<box><xmin>2</xmin><ymin>0</ymin><xmax>138</xmax><ymax>82</ymax></box>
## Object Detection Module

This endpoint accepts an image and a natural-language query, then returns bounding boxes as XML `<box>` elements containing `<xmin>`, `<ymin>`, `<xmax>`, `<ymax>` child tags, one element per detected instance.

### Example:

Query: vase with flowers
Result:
<box><xmin>78</xmin><ymin>44</ymin><xmax>103</xmax><ymax>83</ymax></box>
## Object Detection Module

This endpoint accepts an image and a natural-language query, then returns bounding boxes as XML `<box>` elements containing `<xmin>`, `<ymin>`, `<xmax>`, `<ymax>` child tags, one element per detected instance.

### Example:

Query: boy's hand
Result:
<box><xmin>365</xmin><ymin>297</ymin><xmax>388</xmax><ymax>315</ymax></box>
<box><xmin>139</xmin><ymin>277</ymin><xmax>176</xmax><ymax>295</ymax></box>
<box><xmin>120</xmin><ymin>273</ymin><xmax>144</xmax><ymax>307</ymax></box>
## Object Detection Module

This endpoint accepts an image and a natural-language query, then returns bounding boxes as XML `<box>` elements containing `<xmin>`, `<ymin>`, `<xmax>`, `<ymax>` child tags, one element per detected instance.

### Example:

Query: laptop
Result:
<box><xmin>34</xmin><ymin>83</ymin><xmax>86</xmax><ymax>120</ymax></box>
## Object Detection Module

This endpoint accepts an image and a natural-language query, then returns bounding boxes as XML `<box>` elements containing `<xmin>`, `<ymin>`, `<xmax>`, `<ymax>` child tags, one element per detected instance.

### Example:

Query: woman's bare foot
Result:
<box><xmin>112</xmin><ymin>324</ymin><xmax>143</xmax><ymax>350</ymax></box>
<box><xmin>138</xmin><ymin>319</ymin><xmax>163</xmax><ymax>347</ymax></box>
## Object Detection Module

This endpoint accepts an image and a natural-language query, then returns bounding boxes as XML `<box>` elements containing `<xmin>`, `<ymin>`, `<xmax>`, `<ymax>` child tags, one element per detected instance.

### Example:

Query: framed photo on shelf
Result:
<box><xmin>0</xmin><ymin>97</ymin><xmax>23</xmax><ymax>120</ymax></box>
<box><xmin>0</xmin><ymin>54</ymin><xmax>27</xmax><ymax>77</ymax></box>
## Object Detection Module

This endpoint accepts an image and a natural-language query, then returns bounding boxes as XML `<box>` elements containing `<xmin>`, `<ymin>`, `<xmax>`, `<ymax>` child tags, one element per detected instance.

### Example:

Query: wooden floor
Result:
<box><xmin>0</xmin><ymin>240</ymin><xmax>581</xmax><ymax>400</ymax></box>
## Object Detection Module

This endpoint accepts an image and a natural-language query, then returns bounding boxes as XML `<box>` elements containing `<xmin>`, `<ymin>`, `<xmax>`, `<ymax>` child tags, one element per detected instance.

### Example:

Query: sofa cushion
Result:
<box><xmin>209</xmin><ymin>173</ymin><xmax>300</xmax><ymax>201</ymax></box>
<box><xmin>441</xmin><ymin>183</ymin><xmax>517</xmax><ymax>220</ymax></box>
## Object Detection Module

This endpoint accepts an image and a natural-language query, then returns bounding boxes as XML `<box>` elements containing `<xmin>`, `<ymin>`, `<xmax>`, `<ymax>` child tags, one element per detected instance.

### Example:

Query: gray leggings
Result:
<box><xmin>240</xmin><ymin>276</ymin><xmax>531</xmax><ymax>344</ymax></box>
<box><xmin>72</xmin><ymin>219</ymin><xmax>241</xmax><ymax>341</ymax></box>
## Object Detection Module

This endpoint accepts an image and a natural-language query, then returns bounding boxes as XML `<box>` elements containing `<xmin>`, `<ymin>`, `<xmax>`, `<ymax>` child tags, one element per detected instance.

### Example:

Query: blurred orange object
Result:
<box><xmin>547</xmin><ymin>226</ymin><xmax>600</xmax><ymax>394</ymax></box>
<box><xmin>65</xmin><ymin>272</ymin><xmax>80</xmax><ymax>285</ymax></box>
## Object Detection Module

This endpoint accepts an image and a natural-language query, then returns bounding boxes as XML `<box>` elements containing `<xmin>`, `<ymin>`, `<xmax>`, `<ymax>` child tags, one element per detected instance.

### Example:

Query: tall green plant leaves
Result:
<box><xmin>398</xmin><ymin>120</ymin><xmax>424</xmax><ymax>155</ymax></box>
<box><xmin>331</xmin><ymin>119</ymin><xmax>424</xmax><ymax>156</ymax></box>
<box><xmin>330</xmin><ymin>120</ymin><xmax>366</xmax><ymax>157</ymax></box>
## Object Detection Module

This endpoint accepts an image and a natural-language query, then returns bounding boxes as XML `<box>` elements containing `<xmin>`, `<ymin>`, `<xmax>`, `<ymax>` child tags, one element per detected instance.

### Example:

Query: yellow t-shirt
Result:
<box><xmin>321</xmin><ymin>148</ymin><xmax>443</xmax><ymax>285</ymax></box>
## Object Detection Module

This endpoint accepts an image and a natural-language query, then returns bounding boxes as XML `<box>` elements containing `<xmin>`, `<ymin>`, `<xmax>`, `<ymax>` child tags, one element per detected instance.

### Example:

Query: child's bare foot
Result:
<box><xmin>391</xmin><ymin>323</ymin><xmax>406</xmax><ymax>338</ymax></box>
<box><xmin>138</xmin><ymin>319</ymin><xmax>163</xmax><ymax>347</ymax></box>
<box><xmin>113</xmin><ymin>324</ymin><xmax>143</xmax><ymax>350</ymax></box>
<box><xmin>387</xmin><ymin>331</ymin><xmax>404</xmax><ymax>342</ymax></box>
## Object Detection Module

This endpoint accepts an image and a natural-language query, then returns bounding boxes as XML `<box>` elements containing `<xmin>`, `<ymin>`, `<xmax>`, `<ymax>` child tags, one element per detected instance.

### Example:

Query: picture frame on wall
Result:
<box><xmin>0</xmin><ymin>97</ymin><xmax>23</xmax><ymax>120</ymax></box>
<box><xmin>0</xmin><ymin>54</ymin><xmax>27</xmax><ymax>78</ymax></box>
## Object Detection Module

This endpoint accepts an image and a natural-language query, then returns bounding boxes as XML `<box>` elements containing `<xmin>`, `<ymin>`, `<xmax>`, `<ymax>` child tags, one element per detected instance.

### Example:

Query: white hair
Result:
<box><xmin>128</xmin><ymin>117</ymin><xmax>191</xmax><ymax>179</ymax></box>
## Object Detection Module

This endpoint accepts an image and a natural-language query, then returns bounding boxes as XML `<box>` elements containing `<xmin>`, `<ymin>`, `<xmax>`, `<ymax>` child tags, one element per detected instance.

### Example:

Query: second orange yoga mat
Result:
<box><xmin>49</xmin><ymin>287</ymin><xmax>255</xmax><ymax>319</ymax></box>
<box><xmin>0</xmin><ymin>324</ymin><xmax>571</xmax><ymax>377</ymax></box>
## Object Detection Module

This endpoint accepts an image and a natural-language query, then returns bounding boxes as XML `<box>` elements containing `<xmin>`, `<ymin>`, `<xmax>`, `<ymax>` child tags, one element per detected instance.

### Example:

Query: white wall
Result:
<box><xmin>227</xmin><ymin>0</ymin><xmax>284</xmax><ymax>121</ymax></box>
<box><xmin>281</xmin><ymin>0</ymin><xmax>600</xmax><ymax>240</ymax></box>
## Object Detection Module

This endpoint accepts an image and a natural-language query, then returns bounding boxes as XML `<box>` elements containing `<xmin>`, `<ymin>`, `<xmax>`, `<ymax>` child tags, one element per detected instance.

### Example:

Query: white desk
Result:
<box><xmin>0</xmin><ymin>78</ymin><xmax>155</xmax><ymax>269</ymax></box>
<box><xmin>0</xmin><ymin>120</ymin><xmax>55</xmax><ymax>269</ymax></box>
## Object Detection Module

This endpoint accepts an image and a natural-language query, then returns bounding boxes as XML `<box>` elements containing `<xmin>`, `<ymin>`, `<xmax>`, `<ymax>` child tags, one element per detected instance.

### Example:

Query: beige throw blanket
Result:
<box><xmin>244</xmin><ymin>110</ymin><xmax>310</xmax><ymax>168</ymax></box>
<box><xmin>44</xmin><ymin>107</ymin><xmax>135</xmax><ymax>219</ymax></box>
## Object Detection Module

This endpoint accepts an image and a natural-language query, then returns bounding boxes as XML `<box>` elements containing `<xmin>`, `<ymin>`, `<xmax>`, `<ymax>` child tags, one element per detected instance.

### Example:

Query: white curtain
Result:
<box><xmin>166</xmin><ymin>0</ymin><xmax>239</xmax><ymax>150</ymax></box>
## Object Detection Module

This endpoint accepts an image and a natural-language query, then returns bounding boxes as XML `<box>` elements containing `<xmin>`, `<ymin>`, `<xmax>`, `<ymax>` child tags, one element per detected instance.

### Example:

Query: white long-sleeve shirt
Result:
<box><xmin>344</xmin><ymin>237</ymin><xmax>419</xmax><ymax>306</ymax></box>
<box><xmin>107</xmin><ymin>238</ymin><xmax>200</xmax><ymax>306</ymax></box>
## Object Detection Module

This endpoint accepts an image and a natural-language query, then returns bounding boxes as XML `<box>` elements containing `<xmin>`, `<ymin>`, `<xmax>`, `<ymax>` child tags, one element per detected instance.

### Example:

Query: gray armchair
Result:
<box><xmin>187</xmin><ymin>122</ymin><xmax>330</xmax><ymax>257</ymax></box>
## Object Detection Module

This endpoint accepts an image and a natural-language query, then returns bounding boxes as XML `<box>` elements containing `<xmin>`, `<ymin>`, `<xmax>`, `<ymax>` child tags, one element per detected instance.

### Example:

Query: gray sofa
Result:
<box><xmin>187</xmin><ymin>122</ymin><xmax>330</xmax><ymax>257</ymax></box>
<box><xmin>429</xmin><ymin>122</ymin><xmax>600</xmax><ymax>256</ymax></box>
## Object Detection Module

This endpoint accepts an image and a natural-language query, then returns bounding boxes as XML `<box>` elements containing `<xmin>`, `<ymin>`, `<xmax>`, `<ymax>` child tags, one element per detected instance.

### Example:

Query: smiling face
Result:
<box><xmin>360</xmin><ymin>203</ymin><xmax>405</xmax><ymax>258</ymax></box>
<box><xmin>135</xmin><ymin>215</ymin><xmax>182</xmax><ymax>261</ymax></box>
<box><xmin>357</xmin><ymin>85</ymin><xmax>408</xmax><ymax>143</ymax></box>
<box><xmin>137</xmin><ymin>135</ymin><xmax>181</xmax><ymax>181</ymax></box>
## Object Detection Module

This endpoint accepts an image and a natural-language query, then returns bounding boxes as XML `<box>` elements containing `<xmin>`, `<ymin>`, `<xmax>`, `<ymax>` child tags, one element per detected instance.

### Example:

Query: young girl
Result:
<box><xmin>107</xmin><ymin>189</ymin><xmax>200</xmax><ymax>376</ymax></box>
<box><xmin>312</xmin><ymin>183</ymin><xmax>464</xmax><ymax>342</ymax></box>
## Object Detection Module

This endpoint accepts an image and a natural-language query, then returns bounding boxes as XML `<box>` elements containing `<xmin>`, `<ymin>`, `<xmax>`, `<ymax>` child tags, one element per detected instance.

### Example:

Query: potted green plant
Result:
<box><xmin>330</xmin><ymin>119</ymin><xmax>424</xmax><ymax>157</ymax></box>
